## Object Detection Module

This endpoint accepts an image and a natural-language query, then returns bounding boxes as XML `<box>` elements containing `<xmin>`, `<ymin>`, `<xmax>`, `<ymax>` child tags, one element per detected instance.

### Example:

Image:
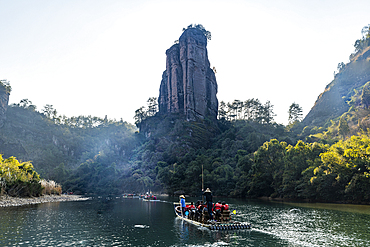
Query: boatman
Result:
<box><xmin>180</xmin><ymin>195</ymin><xmax>186</xmax><ymax>217</ymax></box>
<box><xmin>202</xmin><ymin>188</ymin><xmax>213</xmax><ymax>220</ymax></box>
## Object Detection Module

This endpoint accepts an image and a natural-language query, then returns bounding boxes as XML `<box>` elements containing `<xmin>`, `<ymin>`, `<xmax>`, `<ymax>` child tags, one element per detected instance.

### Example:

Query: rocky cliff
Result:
<box><xmin>0</xmin><ymin>83</ymin><xmax>10</xmax><ymax>128</ymax></box>
<box><xmin>303</xmin><ymin>47</ymin><xmax>370</xmax><ymax>127</ymax></box>
<box><xmin>158</xmin><ymin>28</ymin><xmax>218</xmax><ymax>121</ymax></box>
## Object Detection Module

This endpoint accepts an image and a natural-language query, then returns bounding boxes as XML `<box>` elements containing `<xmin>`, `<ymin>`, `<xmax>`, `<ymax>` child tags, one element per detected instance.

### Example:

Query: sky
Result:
<box><xmin>1</xmin><ymin>0</ymin><xmax>370</xmax><ymax>126</ymax></box>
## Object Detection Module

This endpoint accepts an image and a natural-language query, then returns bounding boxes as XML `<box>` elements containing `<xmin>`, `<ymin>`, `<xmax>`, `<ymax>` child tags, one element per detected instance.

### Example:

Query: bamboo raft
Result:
<box><xmin>174</xmin><ymin>203</ymin><xmax>251</xmax><ymax>230</ymax></box>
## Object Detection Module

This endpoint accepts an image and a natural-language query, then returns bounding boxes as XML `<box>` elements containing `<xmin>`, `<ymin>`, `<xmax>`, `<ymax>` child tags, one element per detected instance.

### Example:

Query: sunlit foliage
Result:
<box><xmin>0</xmin><ymin>155</ymin><xmax>42</xmax><ymax>197</ymax></box>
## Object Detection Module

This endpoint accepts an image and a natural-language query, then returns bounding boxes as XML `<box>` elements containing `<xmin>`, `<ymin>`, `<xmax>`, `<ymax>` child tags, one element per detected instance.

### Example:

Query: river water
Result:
<box><xmin>0</xmin><ymin>196</ymin><xmax>369</xmax><ymax>246</ymax></box>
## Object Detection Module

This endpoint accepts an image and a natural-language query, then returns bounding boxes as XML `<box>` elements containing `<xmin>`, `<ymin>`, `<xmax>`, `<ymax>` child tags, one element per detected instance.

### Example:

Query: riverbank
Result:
<box><xmin>0</xmin><ymin>194</ymin><xmax>89</xmax><ymax>207</ymax></box>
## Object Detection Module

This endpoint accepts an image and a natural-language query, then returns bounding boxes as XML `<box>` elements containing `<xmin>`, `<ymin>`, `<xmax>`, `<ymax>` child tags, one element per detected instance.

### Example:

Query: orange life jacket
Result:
<box><xmin>214</xmin><ymin>203</ymin><xmax>222</xmax><ymax>210</ymax></box>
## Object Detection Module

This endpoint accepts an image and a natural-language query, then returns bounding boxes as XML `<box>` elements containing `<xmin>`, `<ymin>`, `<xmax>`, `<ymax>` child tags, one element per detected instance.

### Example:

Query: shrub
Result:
<box><xmin>40</xmin><ymin>179</ymin><xmax>62</xmax><ymax>195</ymax></box>
<box><xmin>0</xmin><ymin>155</ymin><xmax>44</xmax><ymax>197</ymax></box>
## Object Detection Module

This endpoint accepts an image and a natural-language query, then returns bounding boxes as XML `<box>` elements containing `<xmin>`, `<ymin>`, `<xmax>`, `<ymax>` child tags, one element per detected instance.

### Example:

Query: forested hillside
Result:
<box><xmin>303</xmin><ymin>25</ymin><xmax>370</xmax><ymax>132</ymax></box>
<box><xmin>0</xmin><ymin>101</ymin><xmax>143</xmax><ymax>195</ymax></box>
<box><xmin>131</xmin><ymin>25</ymin><xmax>370</xmax><ymax>203</ymax></box>
<box><xmin>1</xmin><ymin>24</ymin><xmax>370</xmax><ymax>203</ymax></box>
<box><xmin>132</xmin><ymin>97</ymin><xmax>302</xmax><ymax>195</ymax></box>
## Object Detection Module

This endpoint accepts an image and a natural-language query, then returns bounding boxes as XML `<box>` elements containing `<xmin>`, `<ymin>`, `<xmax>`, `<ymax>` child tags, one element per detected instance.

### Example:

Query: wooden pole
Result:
<box><xmin>202</xmin><ymin>164</ymin><xmax>204</xmax><ymax>191</ymax></box>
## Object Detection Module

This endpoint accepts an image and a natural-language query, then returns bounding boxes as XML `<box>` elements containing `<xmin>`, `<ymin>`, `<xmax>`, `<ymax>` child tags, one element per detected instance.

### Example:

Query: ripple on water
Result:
<box><xmin>134</xmin><ymin>224</ymin><xmax>150</xmax><ymax>228</ymax></box>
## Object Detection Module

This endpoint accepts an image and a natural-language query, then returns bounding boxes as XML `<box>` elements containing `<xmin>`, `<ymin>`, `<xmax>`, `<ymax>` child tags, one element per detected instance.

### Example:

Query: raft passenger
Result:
<box><xmin>202</xmin><ymin>188</ymin><xmax>213</xmax><ymax>220</ymax></box>
<box><xmin>179</xmin><ymin>195</ymin><xmax>186</xmax><ymax>217</ymax></box>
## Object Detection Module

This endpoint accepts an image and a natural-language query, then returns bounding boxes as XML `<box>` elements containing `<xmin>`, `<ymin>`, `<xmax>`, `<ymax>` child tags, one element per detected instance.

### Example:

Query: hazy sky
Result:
<box><xmin>2</xmin><ymin>0</ymin><xmax>370</xmax><ymax>125</ymax></box>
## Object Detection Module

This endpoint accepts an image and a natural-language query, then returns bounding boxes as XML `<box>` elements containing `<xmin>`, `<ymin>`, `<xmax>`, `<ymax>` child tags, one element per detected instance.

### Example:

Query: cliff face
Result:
<box><xmin>158</xmin><ymin>28</ymin><xmax>218</xmax><ymax>121</ymax></box>
<box><xmin>0</xmin><ymin>85</ymin><xmax>9</xmax><ymax>128</ymax></box>
<box><xmin>303</xmin><ymin>47</ymin><xmax>370</xmax><ymax>127</ymax></box>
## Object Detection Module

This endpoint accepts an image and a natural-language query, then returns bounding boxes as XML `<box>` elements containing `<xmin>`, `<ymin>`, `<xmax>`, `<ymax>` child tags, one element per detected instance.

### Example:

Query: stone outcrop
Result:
<box><xmin>0</xmin><ymin>83</ymin><xmax>10</xmax><ymax>128</ymax></box>
<box><xmin>158</xmin><ymin>28</ymin><xmax>218</xmax><ymax>121</ymax></box>
<box><xmin>302</xmin><ymin>48</ymin><xmax>370</xmax><ymax>127</ymax></box>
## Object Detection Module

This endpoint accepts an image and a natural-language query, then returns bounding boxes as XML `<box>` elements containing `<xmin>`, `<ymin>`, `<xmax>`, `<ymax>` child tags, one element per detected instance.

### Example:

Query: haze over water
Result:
<box><xmin>0</xmin><ymin>196</ymin><xmax>369</xmax><ymax>246</ymax></box>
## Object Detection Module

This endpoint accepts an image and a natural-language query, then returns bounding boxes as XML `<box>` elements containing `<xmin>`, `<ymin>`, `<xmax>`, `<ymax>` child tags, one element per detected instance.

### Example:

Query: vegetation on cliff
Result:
<box><xmin>302</xmin><ymin>24</ymin><xmax>370</xmax><ymax>130</ymax></box>
<box><xmin>0</xmin><ymin>80</ymin><xmax>11</xmax><ymax>94</ymax></box>
<box><xmin>182</xmin><ymin>24</ymin><xmax>211</xmax><ymax>41</ymax></box>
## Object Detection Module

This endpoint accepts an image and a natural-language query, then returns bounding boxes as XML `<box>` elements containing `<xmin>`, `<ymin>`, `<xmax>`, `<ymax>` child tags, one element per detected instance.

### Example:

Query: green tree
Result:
<box><xmin>243</xmin><ymin>99</ymin><xmax>253</xmax><ymax>120</ymax></box>
<box><xmin>282</xmin><ymin>141</ymin><xmax>327</xmax><ymax>199</ymax></box>
<box><xmin>218</xmin><ymin>101</ymin><xmax>227</xmax><ymax>120</ymax></box>
<box><xmin>243</xmin><ymin>98</ymin><xmax>261</xmax><ymax>121</ymax></box>
<box><xmin>134</xmin><ymin>106</ymin><xmax>147</xmax><ymax>126</ymax></box>
<box><xmin>227</xmin><ymin>102</ymin><xmax>237</xmax><ymax>121</ymax></box>
<box><xmin>361</xmin><ymin>24</ymin><xmax>370</xmax><ymax>39</ymax></box>
<box><xmin>42</xmin><ymin>104</ymin><xmax>57</xmax><ymax>119</ymax></box>
<box><xmin>147</xmin><ymin>97</ymin><xmax>158</xmax><ymax>117</ymax></box>
<box><xmin>259</xmin><ymin>100</ymin><xmax>275</xmax><ymax>124</ymax></box>
<box><xmin>248</xmin><ymin>139</ymin><xmax>286</xmax><ymax>197</ymax></box>
<box><xmin>353</xmin><ymin>24</ymin><xmax>370</xmax><ymax>54</ymax></box>
<box><xmin>234</xmin><ymin>100</ymin><xmax>243</xmax><ymax>120</ymax></box>
<box><xmin>338</xmin><ymin>116</ymin><xmax>350</xmax><ymax>138</ymax></box>
<box><xmin>360</xmin><ymin>81</ymin><xmax>370</xmax><ymax>108</ymax></box>
<box><xmin>184</xmin><ymin>24</ymin><xmax>211</xmax><ymax>41</ymax></box>
<box><xmin>319</xmin><ymin>135</ymin><xmax>370</xmax><ymax>202</ymax></box>
<box><xmin>288</xmin><ymin>102</ymin><xmax>303</xmax><ymax>124</ymax></box>
<box><xmin>337</xmin><ymin>62</ymin><xmax>346</xmax><ymax>73</ymax></box>
<box><xmin>0</xmin><ymin>155</ymin><xmax>43</xmax><ymax>197</ymax></box>
<box><xmin>0</xmin><ymin>79</ymin><xmax>12</xmax><ymax>93</ymax></box>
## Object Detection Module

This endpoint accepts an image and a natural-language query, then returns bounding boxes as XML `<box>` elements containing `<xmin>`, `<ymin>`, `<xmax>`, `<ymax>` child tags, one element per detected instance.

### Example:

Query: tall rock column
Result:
<box><xmin>0</xmin><ymin>83</ymin><xmax>10</xmax><ymax>128</ymax></box>
<box><xmin>158</xmin><ymin>27</ymin><xmax>218</xmax><ymax>121</ymax></box>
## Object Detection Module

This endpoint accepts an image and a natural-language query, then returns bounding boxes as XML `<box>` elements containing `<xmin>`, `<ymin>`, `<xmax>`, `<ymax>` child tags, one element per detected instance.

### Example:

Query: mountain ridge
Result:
<box><xmin>303</xmin><ymin>32</ymin><xmax>370</xmax><ymax>130</ymax></box>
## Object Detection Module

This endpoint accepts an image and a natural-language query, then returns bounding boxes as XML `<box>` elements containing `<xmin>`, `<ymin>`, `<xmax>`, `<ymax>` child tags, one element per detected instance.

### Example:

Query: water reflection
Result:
<box><xmin>173</xmin><ymin>216</ymin><xmax>255</xmax><ymax>246</ymax></box>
